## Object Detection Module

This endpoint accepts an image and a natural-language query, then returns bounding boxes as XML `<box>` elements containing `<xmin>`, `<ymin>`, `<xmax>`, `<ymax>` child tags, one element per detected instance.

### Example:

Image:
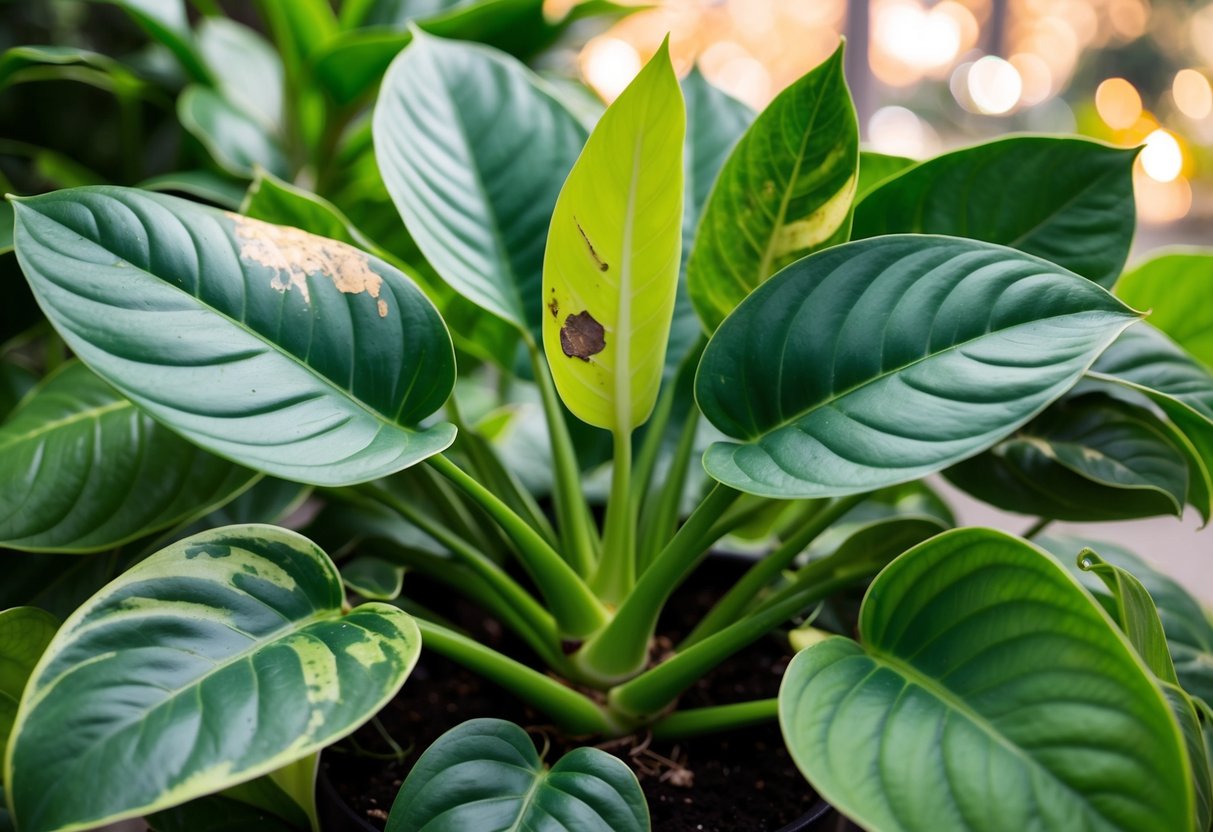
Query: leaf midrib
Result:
<box><xmin>867</xmin><ymin>647</ymin><xmax>1124</xmax><ymax>831</ymax></box>
<box><xmin>734</xmin><ymin>304</ymin><xmax>1131</xmax><ymax>443</ymax></box>
<box><xmin>0</xmin><ymin>398</ymin><xmax>131</xmax><ymax>453</ymax></box>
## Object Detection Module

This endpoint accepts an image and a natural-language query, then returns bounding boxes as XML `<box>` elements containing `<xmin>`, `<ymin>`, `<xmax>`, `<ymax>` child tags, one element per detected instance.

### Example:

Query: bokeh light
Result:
<box><xmin>1095</xmin><ymin>78</ymin><xmax>1142</xmax><ymax>130</ymax></box>
<box><xmin>1140</xmin><ymin>128</ymin><xmax>1184</xmax><ymax>182</ymax></box>
<box><xmin>1173</xmin><ymin>69</ymin><xmax>1213</xmax><ymax>121</ymax></box>
<box><xmin>967</xmin><ymin>56</ymin><xmax>1022</xmax><ymax>115</ymax></box>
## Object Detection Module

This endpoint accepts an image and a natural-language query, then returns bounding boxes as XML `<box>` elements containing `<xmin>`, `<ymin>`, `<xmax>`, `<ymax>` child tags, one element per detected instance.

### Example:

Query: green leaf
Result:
<box><xmin>342</xmin><ymin>556</ymin><xmax>405</xmax><ymax>600</ymax></box>
<box><xmin>0</xmin><ymin>785</ymin><xmax>11</xmax><ymax>832</ymax></box>
<box><xmin>140</xmin><ymin>170</ymin><xmax>248</xmax><ymax>210</ymax></box>
<box><xmin>0</xmin><ymin>362</ymin><xmax>36</xmax><ymax>421</ymax></box>
<box><xmin>147</xmin><ymin>794</ymin><xmax>303</xmax><ymax>832</ymax></box>
<box><xmin>0</xmin><ymin>361</ymin><xmax>258</xmax><ymax>552</ymax></box>
<box><xmin>542</xmin><ymin>41</ymin><xmax>684</xmax><ymax>431</ymax></box>
<box><xmin>385</xmin><ymin>718</ymin><xmax>649</xmax><ymax>832</ymax></box>
<box><xmin>1164</xmin><ymin>683</ymin><xmax>1213</xmax><ymax>832</ymax></box>
<box><xmin>1088</xmin><ymin>322</ymin><xmax>1213</xmax><ymax>520</ymax></box>
<box><xmin>196</xmin><ymin>19</ymin><xmax>285</xmax><ymax>134</ymax></box>
<box><xmin>375</xmin><ymin>32</ymin><xmax>586</xmax><ymax>336</ymax></box>
<box><xmin>697</xmin><ymin>236</ymin><xmax>1139</xmax><ymax>498</ymax></box>
<box><xmin>6</xmin><ymin>525</ymin><xmax>420</xmax><ymax>832</ymax></box>
<box><xmin>0</xmin><ymin>202</ymin><xmax>12</xmax><ymax>255</ymax></box>
<box><xmin>0</xmin><ymin>607</ymin><xmax>57</xmax><ymax>782</ymax></box>
<box><xmin>687</xmin><ymin>43</ymin><xmax>858</xmax><ymax>332</ymax></box>
<box><xmin>0</xmin><ymin>45</ymin><xmax>147</xmax><ymax>97</ymax></box>
<box><xmin>855</xmin><ymin>150</ymin><xmax>914</xmax><ymax>200</ymax></box>
<box><xmin>11</xmin><ymin>186</ymin><xmax>456</xmax><ymax>486</ymax></box>
<box><xmin>178</xmin><ymin>86</ymin><xmax>289</xmax><ymax>179</ymax></box>
<box><xmin>668</xmin><ymin>67</ymin><xmax>752</xmax><ymax>375</ymax></box>
<box><xmin>1115</xmin><ymin>250</ymin><xmax>1213</xmax><ymax>370</ymax></box>
<box><xmin>779</xmin><ymin>528</ymin><xmax>1193</xmax><ymax>832</ymax></box>
<box><xmin>105</xmin><ymin>0</ymin><xmax>211</xmax><ymax>83</ymax></box>
<box><xmin>945</xmin><ymin>394</ymin><xmax>1191</xmax><ymax>521</ymax></box>
<box><xmin>1079</xmin><ymin>550</ymin><xmax>1179</xmax><ymax>683</ymax></box>
<box><xmin>853</xmin><ymin>136</ymin><xmax>1137</xmax><ymax>288</ymax></box>
<box><xmin>1040</xmin><ymin>535</ymin><xmax>1213</xmax><ymax>712</ymax></box>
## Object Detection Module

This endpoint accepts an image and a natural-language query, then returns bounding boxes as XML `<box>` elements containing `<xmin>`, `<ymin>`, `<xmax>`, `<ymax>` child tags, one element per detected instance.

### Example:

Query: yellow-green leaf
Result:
<box><xmin>541</xmin><ymin>40</ymin><xmax>684</xmax><ymax>431</ymax></box>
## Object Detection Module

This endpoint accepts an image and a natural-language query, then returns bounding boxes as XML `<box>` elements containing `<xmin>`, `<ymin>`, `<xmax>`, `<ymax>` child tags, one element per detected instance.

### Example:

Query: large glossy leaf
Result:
<box><xmin>780</xmin><ymin>528</ymin><xmax>1193</xmax><ymax>832</ymax></box>
<box><xmin>385</xmin><ymin>718</ymin><xmax>649</xmax><ymax>832</ymax></box>
<box><xmin>11</xmin><ymin>186</ymin><xmax>456</xmax><ymax>486</ymax></box>
<box><xmin>178</xmin><ymin>86</ymin><xmax>289</xmax><ymax>179</ymax></box>
<box><xmin>0</xmin><ymin>361</ymin><xmax>257</xmax><ymax>552</ymax></box>
<box><xmin>0</xmin><ymin>607</ymin><xmax>57</xmax><ymax>781</ymax></box>
<box><xmin>542</xmin><ymin>42</ymin><xmax>683</xmax><ymax>431</ymax></box>
<box><xmin>853</xmin><ymin>137</ymin><xmax>1137</xmax><ymax>288</ymax></box>
<box><xmin>375</xmin><ymin>32</ymin><xmax>585</xmax><ymax>336</ymax></box>
<box><xmin>945</xmin><ymin>395</ymin><xmax>1190</xmax><ymax>521</ymax></box>
<box><xmin>687</xmin><ymin>44</ymin><xmax>858</xmax><ymax>332</ymax></box>
<box><xmin>855</xmin><ymin>150</ymin><xmax>914</xmax><ymax>199</ymax></box>
<box><xmin>5</xmin><ymin>525</ymin><xmax>420</xmax><ymax>832</ymax></box>
<box><xmin>1115</xmin><ymin>250</ymin><xmax>1213</xmax><ymax>370</ymax></box>
<box><xmin>696</xmin><ymin>236</ymin><xmax>1139</xmax><ymax>498</ymax></box>
<box><xmin>667</xmin><ymin>67</ymin><xmax>753</xmax><ymax>376</ymax></box>
<box><xmin>105</xmin><ymin>0</ymin><xmax>211</xmax><ymax>83</ymax></box>
<box><xmin>1088</xmin><ymin>322</ymin><xmax>1213</xmax><ymax>519</ymax></box>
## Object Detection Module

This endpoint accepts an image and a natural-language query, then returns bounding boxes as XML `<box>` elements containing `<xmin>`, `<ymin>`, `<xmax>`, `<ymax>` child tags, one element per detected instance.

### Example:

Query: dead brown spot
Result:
<box><xmin>548</xmin><ymin>297</ymin><xmax>559</xmax><ymax>318</ymax></box>
<box><xmin>574</xmin><ymin>216</ymin><xmax>609</xmax><ymax>272</ymax></box>
<box><xmin>560</xmin><ymin>311</ymin><xmax>605</xmax><ymax>361</ymax></box>
<box><xmin>229</xmin><ymin>213</ymin><xmax>385</xmax><ymax>311</ymax></box>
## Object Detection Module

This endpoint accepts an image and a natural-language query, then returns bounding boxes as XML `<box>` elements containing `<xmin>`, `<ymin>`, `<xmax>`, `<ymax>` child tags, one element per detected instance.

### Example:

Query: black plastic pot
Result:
<box><xmin>317</xmin><ymin>763</ymin><xmax>855</xmax><ymax>832</ymax></box>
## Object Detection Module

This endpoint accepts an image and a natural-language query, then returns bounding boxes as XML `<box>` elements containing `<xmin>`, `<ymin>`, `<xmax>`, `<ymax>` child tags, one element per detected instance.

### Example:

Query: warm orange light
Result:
<box><xmin>580</xmin><ymin>37</ymin><xmax>642</xmax><ymax>103</ymax></box>
<box><xmin>1108</xmin><ymin>0</ymin><xmax>1150</xmax><ymax>41</ymax></box>
<box><xmin>1010</xmin><ymin>53</ymin><xmax>1052</xmax><ymax>106</ymax></box>
<box><xmin>868</xmin><ymin>106</ymin><xmax>937</xmax><ymax>157</ymax></box>
<box><xmin>1174</xmin><ymin>69</ymin><xmax>1213</xmax><ymax>120</ymax></box>
<box><xmin>1095</xmin><ymin>78</ymin><xmax>1142</xmax><ymax>129</ymax></box>
<box><xmin>968</xmin><ymin>56</ymin><xmax>1022</xmax><ymax>115</ymax></box>
<box><xmin>1134</xmin><ymin>168</ymin><xmax>1192</xmax><ymax>224</ymax></box>
<box><xmin>1140</xmin><ymin>129</ymin><xmax>1184</xmax><ymax>182</ymax></box>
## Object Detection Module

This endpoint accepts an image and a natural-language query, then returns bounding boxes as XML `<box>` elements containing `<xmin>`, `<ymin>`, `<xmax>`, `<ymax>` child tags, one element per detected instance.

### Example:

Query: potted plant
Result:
<box><xmin>0</xmin><ymin>3</ymin><xmax>1210</xmax><ymax>831</ymax></box>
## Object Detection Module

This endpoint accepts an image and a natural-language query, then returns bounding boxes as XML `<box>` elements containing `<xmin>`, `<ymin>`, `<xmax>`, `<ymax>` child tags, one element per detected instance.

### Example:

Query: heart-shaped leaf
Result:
<box><xmin>178</xmin><ymin>86</ymin><xmax>289</xmax><ymax>179</ymax></box>
<box><xmin>0</xmin><ymin>361</ymin><xmax>258</xmax><ymax>552</ymax></box>
<box><xmin>11</xmin><ymin>186</ymin><xmax>456</xmax><ymax>486</ymax></box>
<box><xmin>696</xmin><ymin>236</ymin><xmax>1139</xmax><ymax>498</ymax></box>
<box><xmin>780</xmin><ymin>528</ymin><xmax>1193</xmax><ymax>832</ymax></box>
<box><xmin>385</xmin><ymin>718</ymin><xmax>649</xmax><ymax>832</ymax></box>
<box><xmin>6</xmin><ymin>525</ymin><xmax>420</xmax><ymax>832</ymax></box>
<box><xmin>542</xmin><ymin>41</ymin><xmax>684</xmax><ymax>431</ymax></box>
<box><xmin>1088</xmin><ymin>322</ymin><xmax>1213</xmax><ymax>520</ymax></box>
<box><xmin>688</xmin><ymin>43</ymin><xmax>858</xmax><ymax>332</ymax></box>
<box><xmin>0</xmin><ymin>607</ymin><xmax>57</xmax><ymax>780</ymax></box>
<box><xmin>1115</xmin><ymin>250</ymin><xmax>1213</xmax><ymax>370</ymax></box>
<box><xmin>375</xmin><ymin>32</ymin><xmax>586</xmax><ymax>336</ymax></box>
<box><xmin>853</xmin><ymin>136</ymin><xmax>1137</xmax><ymax>288</ymax></box>
<box><xmin>945</xmin><ymin>395</ymin><xmax>1190</xmax><ymax>521</ymax></box>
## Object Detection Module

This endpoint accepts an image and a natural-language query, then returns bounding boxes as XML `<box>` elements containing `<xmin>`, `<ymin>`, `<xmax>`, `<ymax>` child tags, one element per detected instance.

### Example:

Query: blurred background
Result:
<box><xmin>561</xmin><ymin>0</ymin><xmax>1210</xmax><ymax>249</ymax></box>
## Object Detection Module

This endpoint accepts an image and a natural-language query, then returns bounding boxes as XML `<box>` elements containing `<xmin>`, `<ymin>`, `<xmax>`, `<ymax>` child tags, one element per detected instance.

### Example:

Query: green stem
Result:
<box><xmin>416</xmin><ymin>618</ymin><xmax>620</xmax><ymax>736</ymax></box>
<box><xmin>574</xmin><ymin>484</ymin><xmax>741</xmax><ymax>683</ymax></box>
<box><xmin>682</xmin><ymin>495</ymin><xmax>863</xmax><ymax>648</ymax></box>
<box><xmin>592</xmin><ymin>427</ymin><xmax>635</xmax><ymax>603</ymax></box>
<box><xmin>637</xmin><ymin>405</ymin><xmax>700</xmax><ymax>572</ymax></box>
<box><xmin>1023</xmin><ymin>517</ymin><xmax>1052</xmax><ymax>539</ymax></box>
<box><xmin>630</xmin><ymin>378</ymin><xmax>677</xmax><ymax>514</ymax></box>
<box><xmin>650</xmin><ymin>699</ymin><xmax>778</xmax><ymax>740</ymax></box>
<box><xmin>609</xmin><ymin>559</ymin><xmax>875</xmax><ymax>719</ymax></box>
<box><xmin>527</xmin><ymin>338</ymin><xmax>599</xmax><ymax>576</ymax></box>
<box><xmin>355</xmin><ymin>484</ymin><xmax>558</xmax><ymax>647</ymax></box>
<box><xmin>428</xmin><ymin>454</ymin><xmax>608</xmax><ymax>638</ymax></box>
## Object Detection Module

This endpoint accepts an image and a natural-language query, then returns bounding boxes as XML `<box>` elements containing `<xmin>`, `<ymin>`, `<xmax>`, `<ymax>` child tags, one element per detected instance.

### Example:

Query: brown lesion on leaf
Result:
<box><xmin>560</xmin><ymin>310</ymin><xmax>606</xmax><ymax>361</ymax></box>
<box><xmin>573</xmin><ymin>216</ymin><xmax>609</xmax><ymax>272</ymax></box>
<box><xmin>229</xmin><ymin>213</ymin><xmax>389</xmax><ymax>317</ymax></box>
<box><xmin>548</xmin><ymin>297</ymin><xmax>559</xmax><ymax>318</ymax></box>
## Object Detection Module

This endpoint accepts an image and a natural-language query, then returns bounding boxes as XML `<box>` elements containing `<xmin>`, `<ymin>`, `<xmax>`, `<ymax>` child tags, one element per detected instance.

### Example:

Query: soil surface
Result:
<box><xmin>324</xmin><ymin>557</ymin><xmax>828</xmax><ymax>831</ymax></box>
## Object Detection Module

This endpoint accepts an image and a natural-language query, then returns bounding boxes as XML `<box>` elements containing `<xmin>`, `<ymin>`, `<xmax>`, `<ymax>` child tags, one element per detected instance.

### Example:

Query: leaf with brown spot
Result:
<box><xmin>559</xmin><ymin>311</ymin><xmax>606</xmax><ymax>361</ymax></box>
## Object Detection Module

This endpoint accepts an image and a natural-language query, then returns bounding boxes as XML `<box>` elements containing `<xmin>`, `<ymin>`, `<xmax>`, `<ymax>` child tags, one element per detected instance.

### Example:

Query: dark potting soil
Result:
<box><xmin>324</xmin><ymin>556</ymin><xmax>825</xmax><ymax>831</ymax></box>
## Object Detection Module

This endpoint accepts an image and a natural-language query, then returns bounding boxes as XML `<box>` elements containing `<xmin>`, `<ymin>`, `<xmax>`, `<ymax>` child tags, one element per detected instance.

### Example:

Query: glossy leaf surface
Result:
<box><xmin>945</xmin><ymin>395</ymin><xmax>1190</xmax><ymax>521</ymax></box>
<box><xmin>0</xmin><ymin>607</ymin><xmax>57</xmax><ymax>781</ymax></box>
<box><xmin>1115</xmin><ymin>250</ymin><xmax>1213</xmax><ymax>369</ymax></box>
<box><xmin>6</xmin><ymin>525</ymin><xmax>420</xmax><ymax>832</ymax></box>
<box><xmin>855</xmin><ymin>150</ymin><xmax>914</xmax><ymax>199</ymax></box>
<box><xmin>12</xmin><ymin>187</ymin><xmax>456</xmax><ymax>486</ymax></box>
<box><xmin>688</xmin><ymin>44</ymin><xmax>858</xmax><ymax>331</ymax></box>
<box><xmin>697</xmin><ymin>236</ymin><xmax>1138</xmax><ymax>498</ymax></box>
<box><xmin>342</xmin><ymin>556</ymin><xmax>405</xmax><ymax>601</ymax></box>
<box><xmin>375</xmin><ymin>32</ymin><xmax>586</xmax><ymax>334</ymax></box>
<box><xmin>196</xmin><ymin>18</ymin><xmax>284</xmax><ymax>133</ymax></box>
<box><xmin>386</xmin><ymin>718</ymin><xmax>649</xmax><ymax>831</ymax></box>
<box><xmin>0</xmin><ymin>362</ymin><xmax>257</xmax><ymax>552</ymax></box>
<box><xmin>178</xmin><ymin>86</ymin><xmax>288</xmax><ymax>179</ymax></box>
<box><xmin>542</xmin><ymin>42</ymin><xmax>684</xmax><ymax>430</ymax></box>
<box><xmin>780</xmin><ymin>528</ymin><xmax>1192</xmax><ymax>832</ymax></box>
<box><xmin>853</xmin><ymin>137</ymin><xmax>1136</xmax><ymax>287</ymax></box>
